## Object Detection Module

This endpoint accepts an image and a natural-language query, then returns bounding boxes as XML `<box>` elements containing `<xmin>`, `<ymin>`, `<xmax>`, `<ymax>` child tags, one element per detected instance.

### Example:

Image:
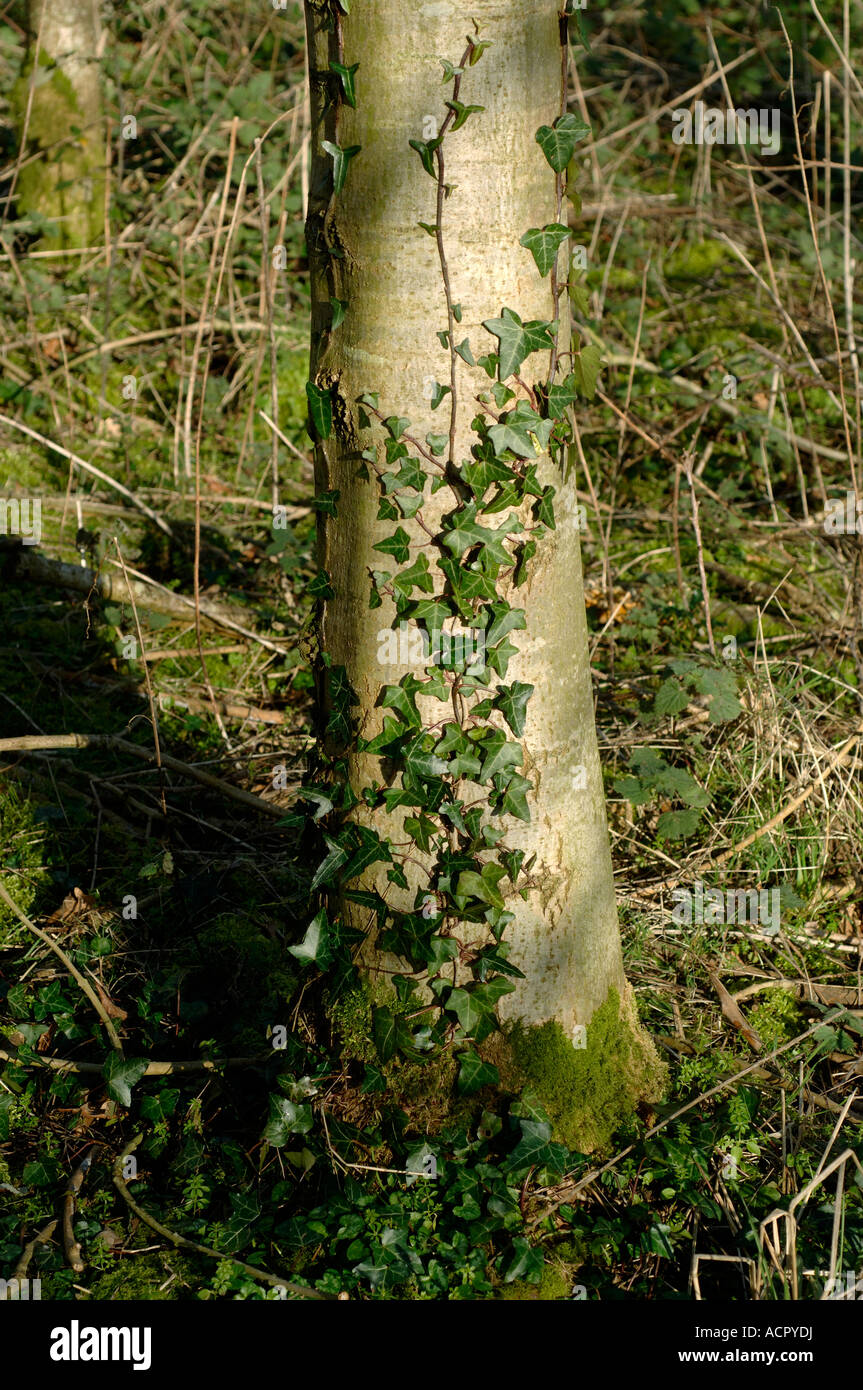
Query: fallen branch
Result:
<box><xmin>63</xmin><ymin>1149</ymin><xmax>95</xmax><ymax>1275</ymax></box>
<box><xmin>112</xmin><ymin>1134</ymin><xmax>333</xmax><ymax>1300</ymax></box>
<box><xmin>0</xmin><ymin>538</ymin><xmax>288</xmax><ymax>655</ymax></box>
<box><xmin>0</xmin><ymin>733</ymin><xmax>289</xmax><ymax>820</ymax></box>
<box><xmin>0</xmin><ymin>1219</ymin><xmax>59</xmax><ymax>1297</ymax></box>
<box><xmin>0</xmin><ymin>881</ymin><xmax>124</xmax><ymax>1053</ymax></box>
<box><xmin>0</xmin><ymin>1045</ymin><xmax>271</xmax><ymax>1075</ymax></box>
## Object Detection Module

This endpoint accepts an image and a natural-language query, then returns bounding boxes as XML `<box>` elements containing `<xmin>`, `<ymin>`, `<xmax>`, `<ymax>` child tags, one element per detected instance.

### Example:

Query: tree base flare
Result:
<box><xmin>493</xmin><ymin>985</ymin><xmax>666</xmax><ymax>1154</ymax></box>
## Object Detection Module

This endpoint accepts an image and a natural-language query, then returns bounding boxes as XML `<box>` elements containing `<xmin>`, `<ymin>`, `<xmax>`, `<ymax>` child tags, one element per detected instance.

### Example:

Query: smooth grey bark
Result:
<box><xmin>303</xmin><ymin>0</ymin><xmax>646</xmax><ymax>1059</ymax></box>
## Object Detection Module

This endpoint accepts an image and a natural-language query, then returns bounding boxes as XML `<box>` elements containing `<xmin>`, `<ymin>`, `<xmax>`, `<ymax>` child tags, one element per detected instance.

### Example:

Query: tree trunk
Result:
<box><xmin>14</xmin><ymin>0</ymin><xmax>104</xmax><ymax>248</ymax></box>
<box><xmin>303</xmin><ymin>0</ymin><xmax>661</xmax><ymax>1149</ymax></box>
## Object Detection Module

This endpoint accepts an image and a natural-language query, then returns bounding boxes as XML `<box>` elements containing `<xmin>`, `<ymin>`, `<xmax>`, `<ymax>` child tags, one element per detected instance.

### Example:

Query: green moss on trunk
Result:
<box><xmin>12</xmin><ymin>50</ymin><xmax>104</xmax><ymax>249</ymax></box>
<box><xmin>499</xmin><ymin>986</ymin><xmax>666</xmax><ymax>1153</ymax></box>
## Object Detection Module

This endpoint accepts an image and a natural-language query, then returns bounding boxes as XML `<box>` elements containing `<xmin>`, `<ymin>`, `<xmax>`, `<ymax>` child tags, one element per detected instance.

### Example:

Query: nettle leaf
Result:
<box><xmin>457</xmin><ymin>1050</ymin><xmax>499</xmax><ymax>1095</ymax></box>
<box><xmin>519</xmin><ymin>223</ymin><xmax>569</xmax><ymax>277</ymax></box>
<box><xmin>445</xmin><ymin>100</ymin><xmax>485</xmax><ymax>131</ymax></box>
<box><xmin>320</xmin><ymin>139</ymin><xmax>361</xmax><ymax>194</ymax></box>
<box><xmin>571</xmin><ymin>344</ymin><xmax>603</xmax><ymax>398</ymax></box>
<box><xmin>657</xmin><ymin>808</ymin><xmax>702</xmax><ymax>840</ymax></box>
<box><xmin>657</xmin><ymin>767</ymin><xmax>710</xmax><ymax>809</ymax></box>
<box><xmin>328</xmin><ymin>60</ymin><xmax>359</xmax><ymax>108</ymax></box>
<box><xmin>654</xmin><ymin>677</ymin><xmax>690</xmax><ymax>717</ymax></box>
<box><xmin>103</xmin><ymin>1055</ymin><xmax>149</xmax><ymax>1108</ymax></box>
<box><xmin>697</xmin><ymin>667</ymin><xmax>743</xmax><ymax>723</ymax></box>
<box><xmin>535</xmin><ymin>112</ymin><xmax>591</xmax><ymax>173</ymax></box>
<box><xmin>494</xmin><ymin>682</ymin><xmax>534</xmax><ymax>737</ymax></box>
<box><xmin>409</xmin><ymin>136</ymin><xmax>441</xmax><ymax>177</ymax></box>
<box><xmin>305</xmin><ymin>381</ymin><xmax>332</xmax><ymax>441</ymax></box>
<box><xmin>288</xmin><ymin>909</ymin><xmax>330</xmax><ymax>966</ymax></box>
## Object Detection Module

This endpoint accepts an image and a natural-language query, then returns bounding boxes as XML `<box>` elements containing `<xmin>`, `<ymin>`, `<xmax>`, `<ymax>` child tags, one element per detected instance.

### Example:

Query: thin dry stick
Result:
<box><xmin>113</xmin><ymin>1134</ymin><xmax>332</xmax><ymax>1300</ymax></box>
<box><xmin>682</xmin><ymin>447</ymin><xmax>716</xmax><ymax>658</ymax></box>
<box><xmin>113</xmin><ymin>539</ymin><xmax>166</xmax><ymax>815</ymax></box>
<box><xmin>695</xmin><ymin>717</ymin><xmax>863</xmax><ymax>869</ymax></box>
<box><xmin>254</xmin><ymin>138</ymin><xmax>280</xmax><ymax>512</ymax></box>
<box><xmin>0</xmin><ymin>880</ymin><xmax>123</xmax><ymax>1053</ymax></box>
<box><xmin>0</xmin><ymin>415</ymin><xmax>174</xmax><ymax>538</ymax></box>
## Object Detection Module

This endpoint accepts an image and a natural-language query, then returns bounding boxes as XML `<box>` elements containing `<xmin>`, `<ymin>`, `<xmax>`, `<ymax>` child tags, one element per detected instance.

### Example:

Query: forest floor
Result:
<box><xmin>0</xmin><ymin>1</ymin><xmax>862</xmax><ymax>1301</ymax></box>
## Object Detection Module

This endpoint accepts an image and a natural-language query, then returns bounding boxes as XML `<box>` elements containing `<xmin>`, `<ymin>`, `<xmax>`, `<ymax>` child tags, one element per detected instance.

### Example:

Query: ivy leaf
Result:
<box><xmin>372</xmin><ymin>1006</ymin><xmax>398</xmax><ymax>1062</ymax></box>
<box><xmin>447</xmin><ymin>977</ymin><xmax>515</xmax><ymax>1040</ymax></box>
<box><xmin>309</xmin><ymin>835</ymin><xmax>350</xmax><ymax>892</ymax></box>
<box><xmin>454</xmin><ymin>337</ymin><xmax>475</xmax><ymax>366</ymax></box>
<box><xmin>479</xmin><ymin>736</ymin><xmax>523</xmax><ymax>783</ymax></box>
<box><xmin>402</xmin><ymin>736</ymin><xmax>449</xmax><ymax>785</ymax></box>
<box><xmin>264</xmin><ymin>1095</ymin><xmax>314</xmax><ymax>1147</ymax></box>
<box><xmin>430</xmin><ymin>381</ymin><xmax>451</xmax><ymax>410</ymax></box>
<box><xmin>320</xmin><ymin>139</ymin><xmax>362</xmax><ymax>194</ymax></box>
<box><xmin>328</xmin><ymin>60</ymin><xmax>359</xmax><ymax>108</ymax></box>
<box><xmin>519</xmin><ymin>223</ymin><xmax>569</xmax><ymax>277</ymax></box>
<box><xmin>381</xmin><ymin>681</ymin><xmax>422</xmax><ymax>728</ymax></box>
<box><xmin>445</xmin><ymin>100</ymin><xmax>485</xmax><ymax>131</ymax></box>
<box><xmin>288</xmin><ymin>909</ymin><xmax>330</xmax><ymax>966</ymax></box>
<box><xmin>494</xmin><ymin>682</ymin><xmax>534</xmax><ymax>737</ymax></box>
<box><xmin>503</xmin><ymin>1237</ymin><xmax>546</xmax><ymax>1282</ymax></box>
<box><xmin>305</xmin><ymin>381</ymin><xmax>332</xmax><ymax>441</ymax></box>
<box><xmin>372</xmin><ymin>527</ymin><xmax>411</xmax><ymax>564</ymax></box>
<box><xmin>535</xmin><ymin>112</ymin><xmax>591</xmax><ymax>173</ymax></box>
<box><xmin>329</xmin><ymin>297</ymin><xmax>348</xmax><ymax>329</ymax></box>
<box><xmin>409</xmin><ymin>137</ymin><xmax>441</xmax><ymax>177</ymax></box>
<box><xmin>457</xmin><ymin>1050</ymin><xmax>499</xmax><ymax>1095</ymax></box>
<box><xmin>504</xmin><ymin>1119</ymin><xmax>569</xmax><ymax>1175</ymax></box>
<box><xmin>497</xmin><ymin>772</ymin><xmax>533</xmax><ymax>821</ymax></box>
<box><xmin>103</xmin><ymin>1055</ymin><xmax>149</xmax><ymax>1108</ymax></box>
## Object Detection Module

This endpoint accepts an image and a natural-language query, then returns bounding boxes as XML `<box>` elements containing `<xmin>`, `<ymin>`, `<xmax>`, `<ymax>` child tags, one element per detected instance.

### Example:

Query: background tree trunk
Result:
<box><xmin>14</xmin><ymin>0</ymin><xmax>104</xmax><ymax>248</ymax></box>
<box><xmin>304</xmin><ymin>0</ymin><xmax>661</xmax><ymax>1145</ymax></box>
